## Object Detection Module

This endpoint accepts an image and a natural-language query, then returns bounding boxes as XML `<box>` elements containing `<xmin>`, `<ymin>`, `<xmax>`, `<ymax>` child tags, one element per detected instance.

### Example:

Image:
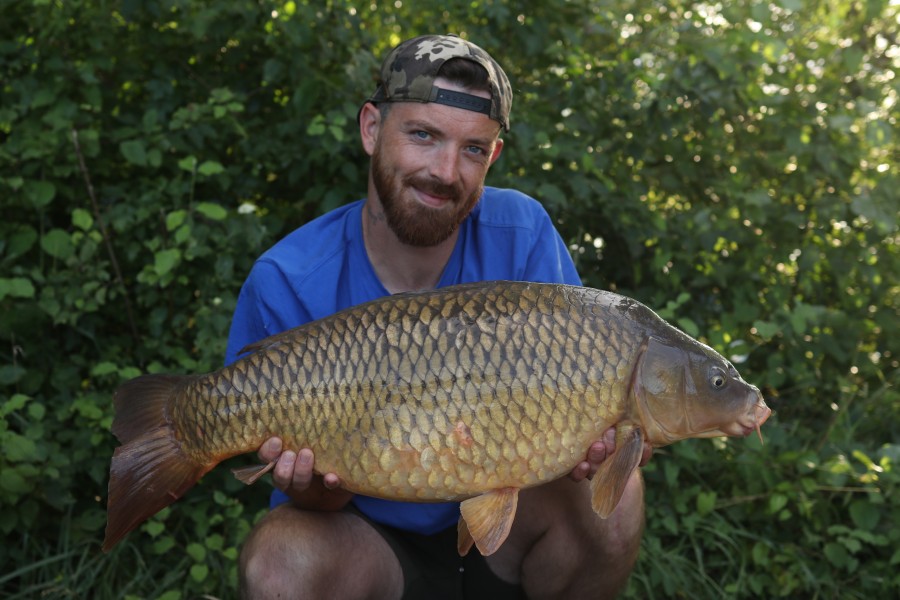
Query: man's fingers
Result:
<box><xmin>259</xmin><ymin>437</ymin><xmax>283</xmax><ymax>462</ymax></box>
<box><xmin>587</xmin><ymin>440</ymin><xmax>608</xmax><ymax>464</ymax></box>
<box><xmin>290</xmin><ymin>448</ymin><xmax>315</xmax><ymax>490</ymax></box>
<box><xmin>322</xmin><ymin>472</ymin><xmax>342</xmax><ymax>490</ymax></box>
<box><xmin>602</xmin><ymin>427</ymin><xmax>616</xmax><ymax>452</ymax></box>
<box><xmin>272</xmin><ymin>450</ymin><xmax>296</xmax><ymax>490</ymax></box>
<box><xmin>568</xmin><ymin>460</ymin><xmax>591</xmax><ymax>482</ymax></box>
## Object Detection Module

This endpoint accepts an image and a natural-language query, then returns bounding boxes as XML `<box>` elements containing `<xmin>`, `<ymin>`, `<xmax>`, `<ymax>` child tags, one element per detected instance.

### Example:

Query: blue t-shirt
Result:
<box><xmin>225</xmin><ymin>186</ymin><xmax>581</xmax><ymax>535</ymax></box>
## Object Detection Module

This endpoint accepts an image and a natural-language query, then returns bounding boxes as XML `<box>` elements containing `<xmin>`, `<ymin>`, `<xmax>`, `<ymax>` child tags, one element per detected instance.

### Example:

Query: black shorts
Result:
<box><xmin>349</xmin><ymin>505</ymin><xmax>526</xmax><ymax>600</ymax></box>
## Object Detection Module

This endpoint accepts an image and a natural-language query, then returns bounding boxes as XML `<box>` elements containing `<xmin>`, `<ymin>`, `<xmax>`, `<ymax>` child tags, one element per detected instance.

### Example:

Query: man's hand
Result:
<box><xmin>259</xmin><ymin>437</ymin><xmax>353</xmax><ymax>511</ymax></box>
<box><xmin>568</xmin><ymin>426</ymin><xmax>653</xmax><ymax>483</ymax></box>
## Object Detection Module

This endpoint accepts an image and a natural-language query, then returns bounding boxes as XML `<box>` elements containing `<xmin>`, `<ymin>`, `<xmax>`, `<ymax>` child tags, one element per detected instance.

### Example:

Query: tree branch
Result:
<box><xmin>71</xmin><ymin>128</ymin><xmax>141</xmax><ymax>347</ymax></box>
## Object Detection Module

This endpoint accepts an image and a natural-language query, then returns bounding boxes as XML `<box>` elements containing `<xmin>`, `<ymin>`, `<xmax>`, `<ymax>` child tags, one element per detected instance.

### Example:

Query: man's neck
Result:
<box><xmin>361</xmin><ymin>197</ymin><xmax>458</xmax><ymax>294</ymax></box>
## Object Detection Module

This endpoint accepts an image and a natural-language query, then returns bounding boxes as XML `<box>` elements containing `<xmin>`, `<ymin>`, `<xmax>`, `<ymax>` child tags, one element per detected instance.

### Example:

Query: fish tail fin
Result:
<box><xmin>103</xmin><ymin>374</ymin><xmax>210</xmax><ymax>552</ymax></box>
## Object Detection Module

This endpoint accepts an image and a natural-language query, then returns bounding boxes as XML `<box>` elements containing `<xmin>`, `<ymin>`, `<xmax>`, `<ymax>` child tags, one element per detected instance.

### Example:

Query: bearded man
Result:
<box><xmin>227</xmin><ymin>34</ymin><xmax>648</xmax><ymax>600</ymax></box>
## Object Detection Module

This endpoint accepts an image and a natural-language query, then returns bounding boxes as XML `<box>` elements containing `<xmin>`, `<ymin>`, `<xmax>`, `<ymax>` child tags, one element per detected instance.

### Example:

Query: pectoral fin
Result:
<box><xmin>590</xmin><ymin>426</ymin><xmax>644</xmax><ymax>518</ymax></box>
<box><xmin>458</xmin><ymin>488</ymin><xmax>519</xmax><ymax>556</ymax></box>
<box><xmin>231</xmin><ymin>461</ymin><xmax>277</xmax><ymax>485</ymax></box>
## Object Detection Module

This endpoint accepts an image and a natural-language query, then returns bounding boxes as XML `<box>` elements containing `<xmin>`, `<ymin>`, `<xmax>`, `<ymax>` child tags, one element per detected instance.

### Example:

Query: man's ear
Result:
<box><xmin>488</xmin><ymin>137</ymin><xmax>504</xmax><ymax>166</ymax></box>
<box><xmin>359</xmin><ymin>102</ymin><xmax>381</xmax><ymax>156</ymax></box>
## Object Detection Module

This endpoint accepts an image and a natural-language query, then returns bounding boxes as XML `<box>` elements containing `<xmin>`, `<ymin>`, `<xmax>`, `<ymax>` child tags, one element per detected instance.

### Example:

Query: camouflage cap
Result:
<box><xmin>367</xmin><ymin>34</ymin><xmax>513</xmax><ymax>131</ymax></box>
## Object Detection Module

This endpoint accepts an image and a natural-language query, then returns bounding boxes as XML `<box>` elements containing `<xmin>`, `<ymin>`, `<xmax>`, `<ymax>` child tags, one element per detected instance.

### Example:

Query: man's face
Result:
<box><xmin>366</xmin><ymin>80</ymin><xmax>503</xmax><ymax>247</ymax></box>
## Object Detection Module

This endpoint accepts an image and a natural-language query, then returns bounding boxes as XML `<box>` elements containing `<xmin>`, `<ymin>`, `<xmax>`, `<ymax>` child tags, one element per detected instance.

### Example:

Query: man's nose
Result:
<box><xmin>428</xmin><ymin>145</ymin><xmax>460</xmax><ymax>183</ymax></box>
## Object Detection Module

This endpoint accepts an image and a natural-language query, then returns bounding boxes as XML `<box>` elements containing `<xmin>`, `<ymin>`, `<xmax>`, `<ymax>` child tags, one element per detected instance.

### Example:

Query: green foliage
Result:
<box><xmin>1</xmin><ymin>0</ymin><xmax>897</xmax><ymax>597</ymax></box>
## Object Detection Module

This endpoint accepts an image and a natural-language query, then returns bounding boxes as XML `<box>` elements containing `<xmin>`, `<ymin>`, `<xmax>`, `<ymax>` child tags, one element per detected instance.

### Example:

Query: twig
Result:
<box><xmin>70</xmin><ymin>129</ymin><xmax>140</xmax><ymax>346</ymax></box>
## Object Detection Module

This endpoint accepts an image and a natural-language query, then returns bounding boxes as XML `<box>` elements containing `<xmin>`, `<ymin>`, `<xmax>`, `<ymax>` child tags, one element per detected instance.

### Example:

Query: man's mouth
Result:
<box><xmin>407</xmin><ymin>177</ymin><xmax>459</xmax><ymax>208</ymax></box>
<box><xmin>414</xmin><ymin>187</ymin><xmax>453</xmax><ymax>208</ymax></box>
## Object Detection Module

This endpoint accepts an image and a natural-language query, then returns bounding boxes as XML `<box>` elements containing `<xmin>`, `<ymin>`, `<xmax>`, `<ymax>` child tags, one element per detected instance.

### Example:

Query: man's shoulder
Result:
<box><xmin>255</xmin><ymin>200</ymin><xmax>362</xmax><ymax>287</ymax></box>
<box><xmin>477</xmin><ymin>186</ymin><xmax>552</xmax><ymax>226</ymax></box>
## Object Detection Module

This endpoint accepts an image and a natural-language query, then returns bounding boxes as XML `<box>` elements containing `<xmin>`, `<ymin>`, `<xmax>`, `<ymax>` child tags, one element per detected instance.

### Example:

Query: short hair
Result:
<box><xmin>435</xmin><ymin>57</ymin><xmax>492</xmax><ymax>95</ymax></box>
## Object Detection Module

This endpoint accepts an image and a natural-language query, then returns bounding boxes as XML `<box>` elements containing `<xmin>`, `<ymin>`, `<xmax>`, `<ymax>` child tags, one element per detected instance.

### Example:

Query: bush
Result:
<box><xmin>1</xmin><ymin>1</ymin><xmax>897</xmax><ymax>597</ymax></box>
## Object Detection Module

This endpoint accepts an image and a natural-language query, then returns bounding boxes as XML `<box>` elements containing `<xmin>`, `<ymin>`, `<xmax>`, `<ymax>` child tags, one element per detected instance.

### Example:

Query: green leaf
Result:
<box><xmin>537</xmin><ymin>182</ymin><xmax>566</xmax><ymax>208</ymax></box>
<box><xmin>1</xmin><ymin>394</ymin><xmax>30</xmax><ymax>417</ymax></box>
<box><xmin>144</xmin><ymin>520</ymin><xmax>165</xmax><ymax>538</ymax></box>
<box><xmin>174</xmin><ymin>224</ymin><xmax>192</xmax><ymax>244</ymax></box>
<box><xmin>824</xmin><ymin>542</ymin><xmax>849</xmax><ymax>568</ymax></box>
<box><xmin>6</xmin><ymin>228</ymin><xmax>38</xmax><ymax>259</ymax></box>
<box><xmin>306</xmin><ymin>115</ymin><xmax>326</xmax><ymax>136</ymax></box>
<box><xmin>120</xmin><ymin>139</ymin><xmax>148</xmax><ymax>166</ymax></box>
<box><xmin>190</xmin><ymin>563</ymin><xmax>209</xmax><ymax>582</ymax></box>
<box><xmin>753</xmin><ymin>320</ymin><xmax>780</xmax><ymax>340</ymax></box>
<box><xmin>5</xmin><ymin>176</ymin><xmax>24</xmax><ymax>189</ymax></box>
<box><xmin>196</xmin><ymin>202</ymin><xmax>227</xmax><ymax>220</ymax></box>
<box><xmin>31</xmin><ymin>88</ymin><xmax>56</xmax><ymax>108</ymax></box>
<box><xmin>751</xmin><ymin>541</ymin><xmax>770</xmax><ymax>566</ymax></box>
<box><xmin>41</xmin><ymin>229</ymin><xmax>74</xmax><ymax>259</ymax></box>
<box><xmin>197</xmin><ymin>160</ymin><xmax>224</xmax><ymax>176</ymax></box>
<box><xmin>0</xmin><ymin>468</ymin><xmax>30</xmax><ymax>494</ymax></box>
<box><xmin>5</xmin><ymin>433</ymin><xmax>37</xmax><ymax>462</ymax></box>
<box><xmin>25</xmin><ymin>181</ymin><xmax>56</xmax><ymax>208</ymax></box>
<box><xmin>178</xmin><ymin>156</ymin><xmax>197</xmax><ymax>172</ymax></box>
<box><xmin>90</xmin><ymin>362</ymin><xmax>118</xmax><ymax>377</ymax></box>
<box><xmin>186</xmin><ymin>542</ymin><xmax>206</xmax><ymax>562</ymax></box>
<box><xmin>166</xmin><ymin>210</ymin><xmax>187</xmax><ymax>231</ymax></box>
<box><xmin>676</xmin><ymin>317</ymin><xmax>699</xmax><ymax>338</ymax></box>
<box><xmin>848</xmin><ymin>499</ymin><xmax>880</xmax><ymax>531</ymax></box>
<box><xmin>768</xmin><ymin>493</ymin><xmax>788</xmax><ymax>514</ymax></box>
<box><xmin>72</xmin><ymin>208</ymin><xmax>94</xmax><ymax>230</ymax></box>
<box><xmin>154</xmin><ymin>248</ymin><xmax>182</xmax><ymax>276</ymax></box>
<box><xmin>0</xmin><ymin>277</ymin><xmax>35</xmax><ymax>301</ymax></box>
<box><xmin>117</xmin><ymin>368</ymin><xmax>142</xmax><ymax>383</ymax></box>
<box><xmin>27</xmin><ymin>403</ymin><xmax>45</xmax><ymax>420</ymax></box>
<box><xmin>696</xmin><ymin>490</ymin><xmax>717</xmax><ymax>515</ymax></box>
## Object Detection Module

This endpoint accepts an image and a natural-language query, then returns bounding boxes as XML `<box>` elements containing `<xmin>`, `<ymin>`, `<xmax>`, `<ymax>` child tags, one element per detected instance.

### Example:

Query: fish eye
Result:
<box><xmin>709</xmin><ymin>366</ymin><xmax>728</xmax><ymax>390</ymax></box>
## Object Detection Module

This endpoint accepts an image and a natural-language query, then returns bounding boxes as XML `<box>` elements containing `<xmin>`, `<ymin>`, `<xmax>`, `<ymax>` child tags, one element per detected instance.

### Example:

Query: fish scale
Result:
<box><xmin>103</xmin><ymin>280</ymin><xmax>770</xmax><ymax>555</ymax></box>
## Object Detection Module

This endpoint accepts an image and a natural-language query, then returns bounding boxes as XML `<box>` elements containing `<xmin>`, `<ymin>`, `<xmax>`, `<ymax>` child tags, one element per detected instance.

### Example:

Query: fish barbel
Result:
<box><xmin>103</xmin><ymin>281</ymin><xmax>770</xmax><ymax>553</ymax></box>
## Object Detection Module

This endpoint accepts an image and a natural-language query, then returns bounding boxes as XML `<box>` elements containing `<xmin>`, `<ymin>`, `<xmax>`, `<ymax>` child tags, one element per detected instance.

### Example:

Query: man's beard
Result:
<box><xmin>372</xmin><ymin>149</ymin><xmax>482</xmax><ymax>248</ymax></box>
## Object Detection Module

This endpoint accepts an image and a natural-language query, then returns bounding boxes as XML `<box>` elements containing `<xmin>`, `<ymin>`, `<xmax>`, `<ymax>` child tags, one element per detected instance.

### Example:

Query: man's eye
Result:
<box><xmin>466</xmin><ymin>145</ymin><xmax>486</xmax><ymax>156</ymax></box>
<box><xmin>413</xmin><ymin>130</ymin><xmax>430</xmax><ymax>140</ymax></box>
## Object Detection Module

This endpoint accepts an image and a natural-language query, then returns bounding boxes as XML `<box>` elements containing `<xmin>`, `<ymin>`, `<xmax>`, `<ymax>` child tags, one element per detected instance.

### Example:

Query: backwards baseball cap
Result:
<box><xmin>366</xmin><ymin>34</ymin><xmax>513</xmax><ymax>131</ymax></box>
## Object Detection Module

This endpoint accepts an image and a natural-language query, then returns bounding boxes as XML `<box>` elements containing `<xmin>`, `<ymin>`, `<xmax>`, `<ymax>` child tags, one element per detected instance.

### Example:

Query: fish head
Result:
<box><xmin>632</xmin><ymin>336</ymin><xmax>771</xmax><ymax>446</ymax></box>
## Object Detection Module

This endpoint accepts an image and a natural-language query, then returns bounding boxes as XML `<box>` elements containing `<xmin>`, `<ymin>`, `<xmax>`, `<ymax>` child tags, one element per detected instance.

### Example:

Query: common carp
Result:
<box><xmin>103</xmin><ymin>281</ymin><xmax>770</xmax><ymax>554</ymax></box>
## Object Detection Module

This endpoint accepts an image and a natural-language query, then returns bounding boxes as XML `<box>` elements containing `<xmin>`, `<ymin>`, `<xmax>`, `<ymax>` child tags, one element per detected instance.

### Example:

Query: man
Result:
<box><xmin>227</xmin><ymin>34</ymin><xmax>647</xmax><ymax>599</ymax></box>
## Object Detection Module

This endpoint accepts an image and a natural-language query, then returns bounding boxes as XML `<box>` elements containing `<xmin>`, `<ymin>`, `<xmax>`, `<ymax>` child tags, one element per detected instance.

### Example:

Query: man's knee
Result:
<box><xmin>493</xmin><ymin>474</ymin><xmax>645</xmax><ymax>598</ymax></box>
<box><xmin>239</xmin><ymin>509</ymin><xmax>315</xmax><ymax>599</ymax></box>
<box><xmin>238</xmin><ymin>507</ymin><xmax>404</xmax><ymax>600</ymax></box>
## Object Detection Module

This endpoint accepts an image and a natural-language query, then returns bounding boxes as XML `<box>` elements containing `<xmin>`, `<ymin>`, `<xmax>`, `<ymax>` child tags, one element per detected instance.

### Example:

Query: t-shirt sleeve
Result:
<box><xmin>522</xmin><ymin>206</ymin><xmax>582</xmax><ymax>286</ymax></box>
<box><xmin>224</xmin><ymin>260</ymin><xmax>313</xmax><ymax>365</ymax></box>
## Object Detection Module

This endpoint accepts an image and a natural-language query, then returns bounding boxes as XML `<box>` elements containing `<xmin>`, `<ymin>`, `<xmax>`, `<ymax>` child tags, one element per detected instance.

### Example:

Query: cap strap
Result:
<box><xmin>433</xmin><ymin>88</ymin><xmax>492</xmax><ymax>116</ymax></box>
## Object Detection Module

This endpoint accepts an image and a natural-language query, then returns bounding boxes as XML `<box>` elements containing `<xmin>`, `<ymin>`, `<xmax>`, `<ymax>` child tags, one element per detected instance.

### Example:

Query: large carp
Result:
<box><xmin>103</xmin><ymin>281</ymin><xmax>770</xmax><ymax>554</ymax></box>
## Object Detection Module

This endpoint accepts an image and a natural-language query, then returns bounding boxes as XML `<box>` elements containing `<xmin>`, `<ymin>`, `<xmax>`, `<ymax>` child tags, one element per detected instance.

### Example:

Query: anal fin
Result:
<box><xmin>231</xmin><ymin>461</ymin><xmax>277</xmax><ymax>485</ymax></box>
<box><xmin>457</xmin><ymin>517</ymin><xmax>475</xmax><ymax>556</ymax></box>
<box><xmin>459</xmin><ymin>488</ymin><xmax>519</xmax><ymax>556</ymax></box>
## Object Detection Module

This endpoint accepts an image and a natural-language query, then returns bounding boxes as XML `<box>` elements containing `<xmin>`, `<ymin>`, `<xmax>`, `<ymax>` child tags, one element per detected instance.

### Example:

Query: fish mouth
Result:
<box><xmin>736</xmin><ymin>396</ymin><xmax>771</xmax><ymax>441</ymax></box>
